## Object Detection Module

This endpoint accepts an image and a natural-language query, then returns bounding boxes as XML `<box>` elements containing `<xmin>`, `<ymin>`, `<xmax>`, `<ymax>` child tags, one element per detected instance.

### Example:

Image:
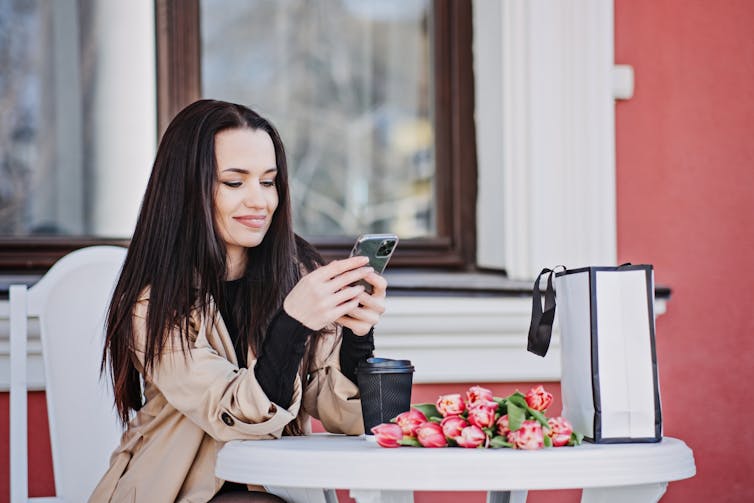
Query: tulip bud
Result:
<box><xmin>496</xmin><ymin>414</ymin><xmax>511</xmax><ymax>437</ymax></box>
<box><xmin>371</xmin><ymin>423</ymin><xmax>403</xmax><ymax>448</ymax></box>
<box><xmin>440</xmin><ymin>415</ymin><xmax>468</xmax><ymax>439</ymax></box>
<box><xmin>547</xmin><ymin>416</ymin><xmax>574</xmax><ymax>447</ymax></box>
<box><xmin>436</xmin><ymin>393</ymin><xmax>466</xmax><ymax>417</ymax></box>
<box><xmin>416</xmin><ymin>422</ymin><xmax>448</xmax><ymax>448</ymax></box>
<box><xmin>508</xmin><ymin>420</ymin><xmax>545</xmax><ymax>450</ymax></box>
<box><xmin>395</xmin><ymin>409</ymin><xmax>428</xmax><ymax>437</ymax></box>
<box><xmin>467</xmin><ymin>401</ymin><xmax>498</xmax><ymax>429</ymax></box>
<box><xmin>465</xmin><ymin>386</ymin><xmax>494</xmax><ymax>407</ymax></box>
<box><xmin>525</xmin><ymin>385</ymin><xmax>553</xmax><ymax>412</ymax></box>
<box><xmin>456</xmin><ymin>425</ymin><xmax>487</xmax><ymax>448</ymax></box>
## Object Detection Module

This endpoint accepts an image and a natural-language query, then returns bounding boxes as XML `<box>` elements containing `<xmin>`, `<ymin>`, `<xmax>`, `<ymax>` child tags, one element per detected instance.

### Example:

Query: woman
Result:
<box><xmin>90</xmin><ymin>99</ymin><xmax>387</xmax><ymax>502</ymax></box>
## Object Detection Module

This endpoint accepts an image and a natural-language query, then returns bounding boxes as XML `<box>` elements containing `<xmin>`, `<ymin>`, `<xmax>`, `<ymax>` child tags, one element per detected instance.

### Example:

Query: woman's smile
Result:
<box><xmin>233</xmin><ymin>214</ymin><xmax>268</xmax><ymax>229</ymax></box>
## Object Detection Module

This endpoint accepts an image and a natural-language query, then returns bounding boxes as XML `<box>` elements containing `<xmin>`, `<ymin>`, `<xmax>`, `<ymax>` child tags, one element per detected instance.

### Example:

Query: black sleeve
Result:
<box><xmin>253</xmin><ymin>309</ymin><xmax>312</xmax><ymax>407</ymax></box>
<box><xmin>339</xmin><ymin>327</ymin><xmax>375</xmax><ymax>385</ymax></box>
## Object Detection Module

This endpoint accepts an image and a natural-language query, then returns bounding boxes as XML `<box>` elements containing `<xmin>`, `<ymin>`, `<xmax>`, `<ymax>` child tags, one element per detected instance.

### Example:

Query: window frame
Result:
<box><xmin>155</xmin><ymin>0</ymin><xmax>478</xmax><ymax>269</ymax></box>
<box><xmin>0</xmin><ymin>0</ymin><xmax>477</xmax><ymax>273</ymax></box>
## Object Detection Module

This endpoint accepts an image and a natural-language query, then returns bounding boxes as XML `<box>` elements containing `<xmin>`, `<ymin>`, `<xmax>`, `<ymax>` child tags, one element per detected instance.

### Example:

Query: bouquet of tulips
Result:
<box><xmin>371</xmin><ymin>385</ymin><xmax>583</xmax><ymax>449</ymax></box>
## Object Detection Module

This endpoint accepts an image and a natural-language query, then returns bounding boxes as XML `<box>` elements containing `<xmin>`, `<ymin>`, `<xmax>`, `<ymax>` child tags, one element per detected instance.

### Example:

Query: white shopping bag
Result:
<box><xmin>528</xmin><ymin>265</ymin><xmax>662</xmax><ymax>443</ymax></box>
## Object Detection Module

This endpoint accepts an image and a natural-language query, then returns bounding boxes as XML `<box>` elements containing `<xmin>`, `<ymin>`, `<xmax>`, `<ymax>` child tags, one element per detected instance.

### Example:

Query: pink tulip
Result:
<box><xmin>440</xmin><ymin>415</ymin><xmax>468</xmax><ymax>439</ymax></box>
<box><xmin>436</xmin><ymin>393</ymin><xmax>466</xmax><ymax>417</ymax></box>
<box><xmin>456</xmin><ymin>425</ymin><xmax>487</xmax><ymax>448</ymax></box>
<box><xmin>416</xmin><ymin>422</ymin><xmax>448</xmax><ymax>448</ymax></box>
<box><xmin>467</xmin><ymin>401</ymin><xmax>498</xmax><ymax>429</ymax></box>
<box><xmin>394</xmin><ymin>409</ymin><xmax>428</xmax><ymax>437</ymax></box>
<box><xmin>496</xmin><ymin>414</ymin><xmax>511</xmax><ymax>437</ymax></box>
<box><xmin>547</xmin><ymin>416</ymin><xmax>574</xmax><ymax>447</ymax></box>
<box><xmin>465</xmin><ymin>385</ymin><xmax>494</xmax><ymax>407</ymax></box>
<box><xmin>525</xmin><ymin>385</ymin><xmax>553</xmax><ymax>412</ymax></box>
<box><xmin>508</xmin><ymin>420</ymin><xmax>545</xmax><ymax>450</ymax></box>
<box><xmin>371</xmin><ymin>423</ymin><xmax>403</xmax><ymax>448</ymax></box>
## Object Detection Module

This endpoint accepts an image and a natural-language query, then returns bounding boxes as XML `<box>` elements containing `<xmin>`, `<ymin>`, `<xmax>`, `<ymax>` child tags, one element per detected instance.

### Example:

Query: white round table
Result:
<box><xmin>216</xmin><ymin>434</ymin><xmax>695</xmax><ymax>503</ymax></box>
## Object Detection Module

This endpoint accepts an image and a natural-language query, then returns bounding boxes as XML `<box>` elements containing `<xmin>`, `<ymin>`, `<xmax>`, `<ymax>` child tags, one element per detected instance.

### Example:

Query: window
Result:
<box><xmin>0</xmin><ymin>0</ymin><xmax>155</xmax><ymax>272</ymax></box>
<box><xmin>202</xmin><ymin>0</ymin><xmax>434</xmax><ymax>240</ymax></box>
<box><xmin>1</xmin><ymin>0</ymin><xmax>622</xmax><ymax>385</ymax></box>
<box><xmin>156</xmin><ymin>0</ymin><xmax>477</xmax><ymax>268</ymax></box>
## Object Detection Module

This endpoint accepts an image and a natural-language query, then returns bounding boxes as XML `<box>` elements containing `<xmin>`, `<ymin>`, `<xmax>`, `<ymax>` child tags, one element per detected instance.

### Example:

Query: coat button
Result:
<box><xmin>221</xmin><ymin>412</ymin><xmax>235</xmax><ymax>426</ymax></box>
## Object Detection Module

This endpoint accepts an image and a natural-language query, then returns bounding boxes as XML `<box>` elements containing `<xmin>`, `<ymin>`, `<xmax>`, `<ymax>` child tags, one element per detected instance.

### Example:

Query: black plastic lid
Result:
<box><xmin>355</xmin><ymin>357</ymin><xmax>414</xmax><ymax>374</ymax></box>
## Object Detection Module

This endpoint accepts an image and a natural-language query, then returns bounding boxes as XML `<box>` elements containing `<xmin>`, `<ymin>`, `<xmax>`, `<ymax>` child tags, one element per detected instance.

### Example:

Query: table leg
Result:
<box><xmin>265</xmin><ymin>486</ymin><xmax>337</xmax><ymax>503</ymax></box>
<box><xmin>487</xmin><ymin>490</ymin><xmax>528</xmax><ymax>503</ymax></box>
<box><xmin>581</xmin><ymin>482</ymin><xmax>668</xmax><ymax>503</ymax></box>
<box><xmin>349</xmin><ymin>489</ymin><xmax>414</xmax><ymax>503</ymax></box>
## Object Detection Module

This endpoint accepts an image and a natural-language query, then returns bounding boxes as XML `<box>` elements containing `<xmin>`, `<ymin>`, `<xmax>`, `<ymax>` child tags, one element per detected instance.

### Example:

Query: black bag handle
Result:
<box><xmin>527</xmin><ymin>267</ymin><xmax>562</xmax><ymax>357</ymax></box>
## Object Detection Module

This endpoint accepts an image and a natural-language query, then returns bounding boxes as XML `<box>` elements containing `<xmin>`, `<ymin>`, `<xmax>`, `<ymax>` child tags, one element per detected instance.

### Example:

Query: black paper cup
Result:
<box><xmin>355</xmin><ymin>357</ymin><xmax>414</xmax><ymax>436</ymax></box>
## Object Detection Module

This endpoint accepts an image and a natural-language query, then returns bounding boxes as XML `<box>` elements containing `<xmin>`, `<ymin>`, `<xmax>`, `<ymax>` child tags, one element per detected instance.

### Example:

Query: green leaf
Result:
<box><xmin>493</xmin><ymin>397</ymin><xmax>506</xmax><ymax>407</ymax></box>
<box><xmin>543</xmin><ymin>434</ymin><xmax>552</xmax><ymax>448</ymax></box>
<box><xmin>489</xmin><ymin>436</ymin><xmax>513</xmax><ymax>448</ymax></box>
<box><xmin>568</xmin><ymin>431</ymin><xmax>584</xmax><ymax>446</ymax></box>
<box><xmin>505</xmin><ymin>393</ymin><xmax>549</xmax><ymax>426</ymax></box>
<box><xmin>399</xmin><ymin>437</ymin><xmax>422</xmax><ymax>447</ymax></box>
<box><xmin>507</xmin><ymin>394</ymin><xmax>528</xmax><ymax>409</ymax></box>
<box><xmin>429</xmin><ymin>416</ymin><xmax>443</xmax><ymax>424</ymax></box>
<box><xmin>412</xmin><ymin>403</ymin><xmax>441</xmax><ymax>420</ymax></box>
<box><xmin>507</xmin><ymin>401</ymin><xmax>525</xmax><ymax>431</ymax></box>
<box><xmin>527</xmin><ymin>408</ymin><xmax>549</xmax><ymax>427</ymax></box>
<box><xmin>497</xmin><ymin>401</ymin><xmax>508</xmax><ymax>415</ymax></box>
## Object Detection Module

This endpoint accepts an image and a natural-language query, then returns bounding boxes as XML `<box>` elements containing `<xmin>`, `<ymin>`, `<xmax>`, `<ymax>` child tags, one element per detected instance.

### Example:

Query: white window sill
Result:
<box><xmin>0</xmin><ymin>275</ymin><xmax>669</xmax><ymax>391</ymax></box>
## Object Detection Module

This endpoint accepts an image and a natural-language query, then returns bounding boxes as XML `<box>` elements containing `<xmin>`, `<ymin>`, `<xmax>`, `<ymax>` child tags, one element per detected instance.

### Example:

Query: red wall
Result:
<box><xmin>1</xmin><ymin>392</ymin><xmax>55</xmax><ymax>500</ymax></box>
<box><xmin>5</xmin><ymin>2</ymin><xmax>754</xmax><ymax>502</ymax></box>
<box><xmin>615</xmin><ymin>0</ymin><xmax>754</xmax><ymax>501</ymax></box>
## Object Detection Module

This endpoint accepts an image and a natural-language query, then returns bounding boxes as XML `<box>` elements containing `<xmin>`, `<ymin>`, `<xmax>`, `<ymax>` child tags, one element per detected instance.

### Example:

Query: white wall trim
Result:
<box><xmin>475</xmin><ymin>0</ymin><xmax>617</xmax><ymax>278</ymax></box>
<box><xmin>0</xmin><ymin>296</ymin><xmax>668</xmax><ymax>391</ymax></box>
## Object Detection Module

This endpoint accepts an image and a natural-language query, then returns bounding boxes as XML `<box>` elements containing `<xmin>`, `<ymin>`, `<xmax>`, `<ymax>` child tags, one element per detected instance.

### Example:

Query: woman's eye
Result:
<box><xmin>261</xmin><ymin>180</ymin><xmax>276</xmax><ymax>187</ymax></box>
<box><xmin>222</xmin><ymin>181</ymin><xmax>242</xmax><ymax>188</ymax></box>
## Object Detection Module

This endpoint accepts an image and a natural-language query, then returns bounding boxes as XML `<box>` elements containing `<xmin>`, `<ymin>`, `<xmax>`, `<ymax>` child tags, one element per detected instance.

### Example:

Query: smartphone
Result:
<box><xmin>349</xmin><ymin>233</ymin><xmax>399</xmax><ymax>293</ymax></box>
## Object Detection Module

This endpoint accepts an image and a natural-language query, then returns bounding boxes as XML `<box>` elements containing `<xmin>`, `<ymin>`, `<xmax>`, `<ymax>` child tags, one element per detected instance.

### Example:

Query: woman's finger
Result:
<box><xmin>337</xmin><ymin>315</ymin><xmax>372</xmax><ymax>336</ymax></box>
<box><xmin>362</xmin><ymin>271</ymin><xmax>388</xmax><ymax>296</ymax></box>
<box><xmin>327</xmin><ymin>266</ymin><xmax>374</xmax><ymax>292</ymax></box>
<box><xmin>344</xmin><ymin>306</ymin><xmax>380</xmax><ymax>326</ymax></box>
<box><xmin>327</xmin><ymin>297</ymin><xmax>362</xmax><ymax>323</ymax></box>
<box><xmin>312</xmin><ymin>256</ymin><xmax>369</xmax><ymax>281</ymax></box>
<box><xmin>330</xmin><ymin>285</ymin><xmax>366</xmax><ymax>307</ymax></box>
<box><xmin>353</xmin><ymin>290</ymin><xmax>386</xmax><ymax>314</ymax></box>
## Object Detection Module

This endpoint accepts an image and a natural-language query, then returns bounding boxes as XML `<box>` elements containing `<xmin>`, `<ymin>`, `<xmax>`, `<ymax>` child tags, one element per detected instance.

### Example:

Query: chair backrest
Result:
<box><xmin>10</xmin><ymin>246</ymin><xmax>128</xmax><ymax>502</ymax></box>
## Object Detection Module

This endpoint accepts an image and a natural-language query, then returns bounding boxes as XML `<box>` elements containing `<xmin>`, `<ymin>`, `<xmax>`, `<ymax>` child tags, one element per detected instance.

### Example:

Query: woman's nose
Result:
<box><xmin>243</xmin><ymin>184</ymin><xmax>265</xmax><ymax>208</ymax></box>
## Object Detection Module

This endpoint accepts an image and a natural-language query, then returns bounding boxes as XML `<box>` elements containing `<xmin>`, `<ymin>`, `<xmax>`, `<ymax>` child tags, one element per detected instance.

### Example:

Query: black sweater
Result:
<box><xmin>218</xmin><ymin>279</ymin><xmax>374</xmax><ymax>406</ymax></box>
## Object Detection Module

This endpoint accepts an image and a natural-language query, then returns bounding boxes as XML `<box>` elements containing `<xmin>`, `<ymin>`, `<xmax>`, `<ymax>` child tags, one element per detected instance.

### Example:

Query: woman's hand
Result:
<box><xmin>337</xmin><ymin>271</ymin><xmax>388</xmax><ymax>336</ymax></box>
<box><xmin>283</xmin><ymin>256</ymin><xmax>374</xmax><ymax>331</ymax></box>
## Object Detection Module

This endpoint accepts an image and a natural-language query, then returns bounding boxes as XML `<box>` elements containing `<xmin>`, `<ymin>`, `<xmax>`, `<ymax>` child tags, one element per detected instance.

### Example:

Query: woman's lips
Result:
<box><xmin>233</xmin><ymin>215</ymin><xmax>267</xmax><ymax>229</ymax></box>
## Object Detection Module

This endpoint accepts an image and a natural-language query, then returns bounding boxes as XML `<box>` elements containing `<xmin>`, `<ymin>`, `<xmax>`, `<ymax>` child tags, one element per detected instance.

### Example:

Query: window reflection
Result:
<box><xmin>200</xmin><ymin>0</ymin><xmax>435</xmax><ymax>238</ymax></box>
<box><xmin>0</xmin><ymin>0</ymin><xmax>155</xmax><ymax>239</ymax></box>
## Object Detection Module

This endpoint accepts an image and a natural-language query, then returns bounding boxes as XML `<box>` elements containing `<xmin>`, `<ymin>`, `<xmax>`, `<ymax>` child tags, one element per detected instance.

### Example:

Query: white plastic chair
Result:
<box><xmin>9</xmin><ymin>246</ymin><xmax>128</xmax><ymax>502</ymax></box>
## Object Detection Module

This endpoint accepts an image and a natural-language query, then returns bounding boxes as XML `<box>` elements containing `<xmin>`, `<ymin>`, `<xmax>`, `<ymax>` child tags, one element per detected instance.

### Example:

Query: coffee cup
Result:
<box><xmin>355</xmin><ymin>357</ymin><xmax>414</xmax><ymax>436</ymax></box>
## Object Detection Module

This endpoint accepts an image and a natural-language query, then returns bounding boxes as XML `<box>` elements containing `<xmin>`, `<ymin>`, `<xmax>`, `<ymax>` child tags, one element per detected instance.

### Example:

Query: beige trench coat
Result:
<box><xmin>89</xmin><ymin>291</ymin><xmax>364</xmax><ymax>503</ymax></box>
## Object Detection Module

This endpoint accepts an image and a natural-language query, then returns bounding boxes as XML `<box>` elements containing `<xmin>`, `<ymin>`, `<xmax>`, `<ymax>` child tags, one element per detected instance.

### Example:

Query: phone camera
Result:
<box><xmin>376</xmin><ymin>240</ymin><xmax>396</xmax><ymax>257</ymax></box>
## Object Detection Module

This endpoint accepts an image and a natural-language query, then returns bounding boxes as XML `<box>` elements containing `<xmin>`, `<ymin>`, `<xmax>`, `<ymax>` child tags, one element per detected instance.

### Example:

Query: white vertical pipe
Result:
<box><xmin>9</xmin><ymin>285</ymin><xmax>29</xmax><ymax>503</ymax></box>
<box><xmin>90</xmin><ymin>0</ymin><xmax>156</xmax><ymax>237</ymax></box>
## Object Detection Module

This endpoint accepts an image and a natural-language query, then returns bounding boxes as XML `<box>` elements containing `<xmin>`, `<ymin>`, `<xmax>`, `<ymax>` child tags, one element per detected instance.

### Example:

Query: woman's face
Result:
<box><xmin>213</xmin><ymin>127</ymin><xmax>279</xmax><ymax>273</ymax></box>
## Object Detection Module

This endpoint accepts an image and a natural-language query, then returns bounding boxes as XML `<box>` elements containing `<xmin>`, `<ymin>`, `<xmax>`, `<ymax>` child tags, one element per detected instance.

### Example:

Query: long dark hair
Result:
<box><xmin>102</xmin><ymin>99</ymin><xmax>324</xmax><ymax>429</ymax></box>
